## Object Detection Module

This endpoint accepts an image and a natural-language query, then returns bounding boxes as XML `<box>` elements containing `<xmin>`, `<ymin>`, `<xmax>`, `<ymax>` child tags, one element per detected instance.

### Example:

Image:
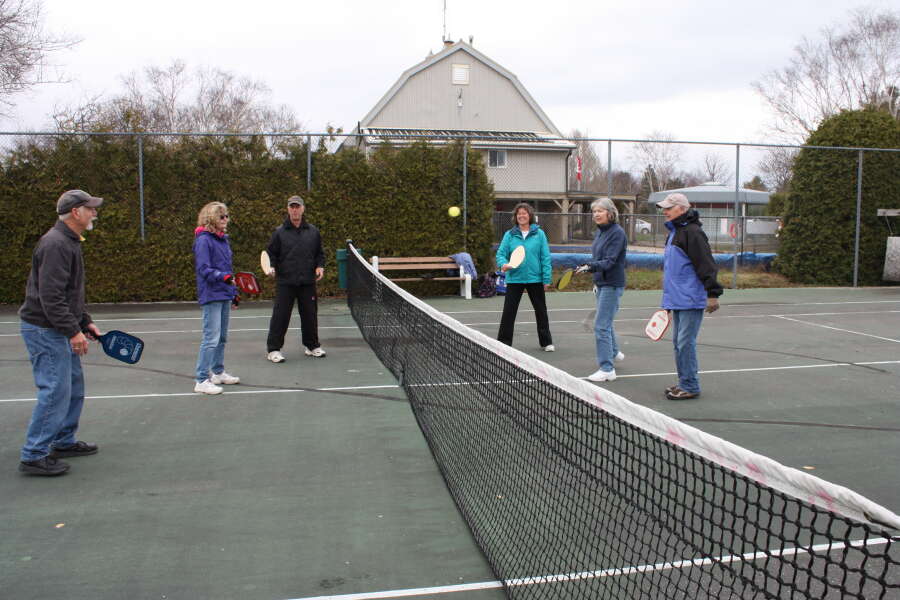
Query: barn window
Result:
<box><xmin>452</xmin><ymin>64</ymin><xmax>470</xmax><ymax>85</ymax></box>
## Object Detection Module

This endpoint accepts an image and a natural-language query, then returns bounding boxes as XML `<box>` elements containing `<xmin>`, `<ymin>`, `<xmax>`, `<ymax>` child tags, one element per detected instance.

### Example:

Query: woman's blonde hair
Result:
<box><xmin>590</xmin><ymin>197</ymin><xmax>619</xmax><ymax>223</ymax></box>
<box><xmin>197</xmin><ymin>202</ymin><xmax>228</xmax><ymax>231</ymax></box>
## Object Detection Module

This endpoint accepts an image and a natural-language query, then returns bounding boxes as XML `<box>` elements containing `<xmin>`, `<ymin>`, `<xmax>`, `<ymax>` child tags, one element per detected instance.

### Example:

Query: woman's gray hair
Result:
<box><xmin>590</xmin><ymin>197</ymin><xmax>618</xmax><ymax>223</ymax></box>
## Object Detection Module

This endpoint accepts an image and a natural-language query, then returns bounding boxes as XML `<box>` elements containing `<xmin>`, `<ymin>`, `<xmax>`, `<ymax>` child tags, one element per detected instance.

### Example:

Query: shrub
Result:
<box><xmin>774</xmin><ymin>110</ymin><xmax>900</xmax><ymax>285</ymax></box>
<box><xmin>0</xmin><ymin>136</ymin><xmax>494</xmax><ymax>303</ymax></box>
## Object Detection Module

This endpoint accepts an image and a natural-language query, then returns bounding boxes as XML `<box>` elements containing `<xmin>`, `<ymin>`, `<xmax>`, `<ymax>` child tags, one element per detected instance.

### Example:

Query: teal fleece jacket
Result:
<box><xmin>496</xmin><ymin>224</ymin><xmax>552</xmax><ymax>285</ymax></box>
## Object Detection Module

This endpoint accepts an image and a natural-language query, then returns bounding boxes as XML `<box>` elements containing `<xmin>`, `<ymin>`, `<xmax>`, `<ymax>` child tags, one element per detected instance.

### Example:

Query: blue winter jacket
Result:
<box><xmin>496</xmin><ymin>225</ymin><xmax>552</xmax><ymax>285</ymax></box>
<box><xmin>586</xmin><ymin>223</ymin><xmax>627</xmax><ymax>288</ymax></box>
<box><xmin>661</xmin><ymin>210</ymin><xmax>722</xmax><ymax>310</ymax></box>
<box><xmin>193</xmin><ymin>229</ymin><xmax>237</xmax><ymax>305</ymax></box>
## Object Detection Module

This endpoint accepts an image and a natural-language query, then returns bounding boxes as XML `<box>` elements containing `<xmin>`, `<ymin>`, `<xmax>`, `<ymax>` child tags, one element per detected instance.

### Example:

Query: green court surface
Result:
<box><xmin>1</xmin><ymin>286</ymin><xmax>897</xmax><ymax>600</ymax></box>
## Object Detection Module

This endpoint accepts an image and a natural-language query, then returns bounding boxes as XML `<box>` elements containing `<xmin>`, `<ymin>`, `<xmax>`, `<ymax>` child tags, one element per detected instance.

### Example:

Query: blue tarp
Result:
<box><xmin>552</xmin><ymin>252</ymin><xmax>776</xmax><ymax>270</ymax></box>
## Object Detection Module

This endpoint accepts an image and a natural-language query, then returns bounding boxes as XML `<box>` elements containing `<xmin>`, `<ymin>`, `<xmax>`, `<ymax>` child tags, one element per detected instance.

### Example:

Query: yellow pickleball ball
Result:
<box><xmin>448</xmin><ymin>206</ymin><xmax>461</xmax><ymax>217</ymax></box>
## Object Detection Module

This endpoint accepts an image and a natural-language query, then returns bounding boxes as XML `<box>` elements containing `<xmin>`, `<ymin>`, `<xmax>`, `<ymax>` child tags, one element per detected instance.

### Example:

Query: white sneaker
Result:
<box><xmin>267</xmin><ymin>351</ymin><xmax>285</xmax><ymax>363</ymax></box>
<box><xmin>542</xmin><ymin>345</ymin><xmax>555</xmax><ymax>352</ymax></box>
<box><xmin>588</xmin><ymin>368</ymin><xmax>617</xmax><ymax>382</ymax></box>
<box><xmin>210</xmin><ymin>371</ymin><xmax>240</xmax><ymax>385</ymax></box>
<box><xmin>615</xmin><ymin>351</ymin><xmax>625</xmax><ymax>362</ymax></box>
<box><xmin>305</xmin><ymin>347</ymin><xmax>326</xmax><ymax>358</ymax></box>
<box><xmin>194</xmin><ymin>379</ymin><xmax>223</xmax><ymax>395</ymax></box>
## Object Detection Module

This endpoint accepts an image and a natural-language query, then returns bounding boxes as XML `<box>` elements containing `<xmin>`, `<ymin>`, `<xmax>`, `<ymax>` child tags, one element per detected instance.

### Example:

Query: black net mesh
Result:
<box><xmin>346</xmin><ymin>243</ymin><xmax>899</xmax><ymax>599</ymax></box>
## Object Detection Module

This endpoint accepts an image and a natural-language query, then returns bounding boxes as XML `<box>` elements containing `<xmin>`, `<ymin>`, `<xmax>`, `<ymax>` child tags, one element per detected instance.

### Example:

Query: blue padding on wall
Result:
<box><xmin>551</xmin><ymin>252</ymin><xmax>776</xmax><ymax>270</ymax></box>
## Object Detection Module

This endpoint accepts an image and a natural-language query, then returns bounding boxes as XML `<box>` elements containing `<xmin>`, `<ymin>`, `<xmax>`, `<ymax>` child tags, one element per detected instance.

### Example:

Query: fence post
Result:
<box><xmin>607</xmin><ymin>139</ymin><xmax>612</xmax><ymax>200</ymax></box>
<box><xmin>732</xmin><ymin>144</ymin><xmax>740</xmax><ymax>289</ymax></box>
<box><xmin>306</xmin><ymin>134</ymin><xmax>312</xmax><ymax>191</ymax></box>
<box><xmin>853</xmin><ymin>149</ymin><xmax>863</xmax><ymax>287</ymax></box>
<box><xmin>138</xmin><ymin>135</ymin><xmax>145</xmax><ymax>241</ymax></box>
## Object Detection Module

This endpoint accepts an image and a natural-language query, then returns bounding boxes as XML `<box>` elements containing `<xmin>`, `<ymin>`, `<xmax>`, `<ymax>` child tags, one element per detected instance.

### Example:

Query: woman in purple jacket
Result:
<box><xmin>192</xmin><ymin>202</ymin><xmax>241</xmax><ymax>395</ymax></box>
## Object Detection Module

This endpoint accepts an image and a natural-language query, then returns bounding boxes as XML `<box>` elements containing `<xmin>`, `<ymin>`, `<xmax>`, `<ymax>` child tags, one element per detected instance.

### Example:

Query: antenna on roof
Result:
<box><xmin>442</xmin><ymin>0</ymin><xmax>447</xmax><ymax>42</ymax></box>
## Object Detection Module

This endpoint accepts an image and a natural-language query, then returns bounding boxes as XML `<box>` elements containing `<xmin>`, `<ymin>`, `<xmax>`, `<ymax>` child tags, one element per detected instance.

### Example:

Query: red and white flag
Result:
<box><xmin>576</xmin><ymin>156</ymin><xmax>582</xmax><ymax>181</ymax></box>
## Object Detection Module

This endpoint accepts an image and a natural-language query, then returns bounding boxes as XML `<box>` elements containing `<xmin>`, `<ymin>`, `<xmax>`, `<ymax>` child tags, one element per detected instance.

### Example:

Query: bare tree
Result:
<box><xmin>0</xmin><ymin>0</ymin><xmax>79</xmax><ymax>114</ymax></box>
<box><xmin>53</xmin><ymin>59</ymin><xmax>304</xmax><ymax>133</ymax></box>
<box><xmin>631</xmin><ymin>130</ymin><xmax>684</xmax><ymax>191</ymax></box>
<box><xmin>698</xmin><ymin>152</ymin><xmax>733</xmax><ymax>185</ymax></box>
<box><xmin>752</xmin><ymin>7</ymin><xmax>900</xmax><ymax>141</ymax></box>
<box><xmin>757</xmin><ymin>146</ymin><xmax>797</xmax><ymax>193</ymax></box>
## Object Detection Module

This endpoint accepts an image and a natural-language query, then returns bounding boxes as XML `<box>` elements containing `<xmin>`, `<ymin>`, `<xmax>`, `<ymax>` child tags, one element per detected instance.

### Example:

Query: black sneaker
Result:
<box><xmin>51</xmin><ymin>441</ymin><xmax>98</xmax><ymax>458</ymax></box>
<box><xmin>19</xmin><ymin>456</ymin><xmax>70</xmax><ymax>476</ymax></box>
<box><xmin>666</xmin><ymin>387</ymin><xmax>700</xmax><ymax>401</ymax></box>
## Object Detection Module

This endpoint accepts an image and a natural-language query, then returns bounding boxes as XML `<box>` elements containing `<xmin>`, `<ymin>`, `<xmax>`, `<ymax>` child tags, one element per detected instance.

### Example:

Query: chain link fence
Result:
<box><xmin>2</xmin><ymin>130</ymin><xmax>897</xmax><ymax>286</ymax></box>
<box><xmin>493</xmin><ymin>212</ymin><xmax>782</xmax><ymax>255</ymax></box>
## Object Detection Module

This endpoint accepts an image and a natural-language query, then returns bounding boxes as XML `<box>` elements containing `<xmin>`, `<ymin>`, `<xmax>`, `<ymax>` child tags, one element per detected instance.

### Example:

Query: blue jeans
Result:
<box><xmin>594</xmin><ymin>286</ymin><xmax>624</xmax><ymax>372</ymax></box>
<box><xmin>20</xmin><ymin>321</ymin><xmax>85</xmax><ymax>461</ymax></box>
<box><xmin>195</xmin><ymin>301</ymin><xmax>230</xmax><ymax>382</ymax></box>
<box><xmin>672</xmin><ymin>309</ymin><xmax>705</xmax><ymax>394</ymax></box>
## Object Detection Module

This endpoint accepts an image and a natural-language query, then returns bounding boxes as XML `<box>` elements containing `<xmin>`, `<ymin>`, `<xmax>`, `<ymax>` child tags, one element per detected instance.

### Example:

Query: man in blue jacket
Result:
<box><xmin>657</xmin><ymin>193</ymin><xmax>722</xmax><ymax>400</ymax></box>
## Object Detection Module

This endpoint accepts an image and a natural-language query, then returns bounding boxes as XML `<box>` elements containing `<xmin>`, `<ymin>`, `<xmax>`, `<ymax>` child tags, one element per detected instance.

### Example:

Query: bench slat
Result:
<box><xmin>377</xmin><ymin>257</ymin><xmax>455</xmax><ymax>264</ymax></box>
<box><xmin>391</xmin><ymin>277</ymin><xmax>463</xmax><ymax>282</ymax></box>
<box><xmin>377</xmin><ymin>263</ymin><xmax>459</xmax><ymax>270</ymax></box>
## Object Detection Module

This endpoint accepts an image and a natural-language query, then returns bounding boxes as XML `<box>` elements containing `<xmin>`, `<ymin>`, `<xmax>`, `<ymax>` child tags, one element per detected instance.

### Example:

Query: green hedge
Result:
<box><xmin>766</xmin><ymin>192</ymin><xmax>787</xmax><ymax>216</ymax></box>
<box><xmin>0</xmin><ymin>136</ymin><xmax>494</xmax><ymax>303</ymax></box>
<box><xmin>774</xmin><ymin>110</ymin><xmax>900</xmax><ymax>285</ymax></box>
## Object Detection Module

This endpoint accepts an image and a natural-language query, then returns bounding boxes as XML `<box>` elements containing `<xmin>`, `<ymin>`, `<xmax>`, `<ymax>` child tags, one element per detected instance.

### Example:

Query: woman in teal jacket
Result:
<box><xmin>496</xmin><ymin>203</ymin><xmax>554</xmax><ymax>351</ymax></box>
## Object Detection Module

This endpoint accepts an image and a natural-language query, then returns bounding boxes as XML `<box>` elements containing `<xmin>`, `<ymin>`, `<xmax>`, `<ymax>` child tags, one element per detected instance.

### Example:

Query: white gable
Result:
<box><xmin>359</xmin><ymin>42</ymin><xmax>563</xmax><ymax>136</ymax></box>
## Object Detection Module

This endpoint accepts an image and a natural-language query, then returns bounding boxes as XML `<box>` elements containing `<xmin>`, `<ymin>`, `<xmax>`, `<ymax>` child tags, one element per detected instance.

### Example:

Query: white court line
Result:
<box><xmin>463</xmin><ymin>309</ymin><xmax>900</xmax><ymax>328</ymax></box>
<box><xmin>0</xmin><ymin>325</ymin><xmax>361</xmax><ymax>337</ymax></box>
<box><xmin>2</xmin><ymin>299</ymin><xmax>899</xmax><ymax>325</ymax></box>
<box><xmin>2</xmin><ymin>362</ymin><xmax>898</xmax><ymax>405</ymax></box>
<box><xmin>774</xmin><ymin>315</ymin><xmax>900</xmax><ymax>344</ymax></box>
<box><xmin>608</xmin><ymin>360</ymin><xmax>900</xmax><ymax>380</ymax></box>
<box><xmin>284</xmin><ymin>537</ymin><xmax>891</xmax><ymax>600</ymax></box>
<box><xmin>7</xmin><ymin>308</ymin><xmax>893</xmax><ymax>336</ymax></box>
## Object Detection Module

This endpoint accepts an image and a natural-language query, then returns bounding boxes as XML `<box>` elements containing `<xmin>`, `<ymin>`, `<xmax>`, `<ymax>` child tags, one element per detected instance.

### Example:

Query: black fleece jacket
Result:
<box><xmin>19</xmin><ymin>220</ymin><xmax>94</xmax><ymax>337</ymax></box>
<box><xmin>266</xmin><ymin>218</ymin><xmax>325</xmax><ymax>286</ymax></box>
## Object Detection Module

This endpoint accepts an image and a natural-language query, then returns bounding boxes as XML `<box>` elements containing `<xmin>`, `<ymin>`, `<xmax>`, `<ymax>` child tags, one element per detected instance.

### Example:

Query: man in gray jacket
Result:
<box><xmin>18</xmin><ymin>190</ymin><xmax>104</xmax><ymax>476</ymax></box>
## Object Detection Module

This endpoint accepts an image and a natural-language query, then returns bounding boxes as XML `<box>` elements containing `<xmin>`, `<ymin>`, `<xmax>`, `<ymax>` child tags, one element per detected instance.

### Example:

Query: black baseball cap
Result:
<box><xmin>57</xmin><ymin>190</ymin><xmax>103</xmax><ymax>215</ymax></box>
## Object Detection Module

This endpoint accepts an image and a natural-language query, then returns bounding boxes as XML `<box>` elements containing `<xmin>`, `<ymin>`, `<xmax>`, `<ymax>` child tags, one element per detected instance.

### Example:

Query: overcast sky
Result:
<box><xmin>1</xmin><ymin>0</ymin><xmax>892</xmax><ymax>177</ymax></box>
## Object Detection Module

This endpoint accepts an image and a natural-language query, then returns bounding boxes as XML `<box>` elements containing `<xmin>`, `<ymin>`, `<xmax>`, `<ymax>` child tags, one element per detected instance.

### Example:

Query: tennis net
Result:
<box><xmin>345</xmin><ymin>242</ymin><xmax>899</xmax><ymax>599</ymax></box>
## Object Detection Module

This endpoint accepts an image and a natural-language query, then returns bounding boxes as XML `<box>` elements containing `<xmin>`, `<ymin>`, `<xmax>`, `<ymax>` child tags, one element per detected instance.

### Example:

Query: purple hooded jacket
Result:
<box><xmin>193</xmin><ymin>227</ymin><xmax>237</xmax><ymax>305</ymax></box>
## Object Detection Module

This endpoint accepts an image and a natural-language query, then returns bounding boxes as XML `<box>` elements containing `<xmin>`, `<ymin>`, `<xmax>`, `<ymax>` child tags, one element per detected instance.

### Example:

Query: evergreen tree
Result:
<box><xmin>774</xmin><ymin>110</ymin><xmax>900</xmax><ymax>285</ymax></box>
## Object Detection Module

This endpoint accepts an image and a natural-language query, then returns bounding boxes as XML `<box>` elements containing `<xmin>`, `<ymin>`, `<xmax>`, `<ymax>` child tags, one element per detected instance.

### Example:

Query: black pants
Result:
<box><xmin>267</xmin><ymin>283</ymin><xmax>319</xmax><ymax>352</ymax></box>
<box><xmin>497</xmin><ymin>282</ymin><xmax>552</xmax><ymax>348</ymax></box>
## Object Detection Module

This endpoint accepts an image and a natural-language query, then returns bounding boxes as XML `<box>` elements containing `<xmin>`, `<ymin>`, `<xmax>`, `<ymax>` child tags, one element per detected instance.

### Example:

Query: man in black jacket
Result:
<box><xmin>18</xmin><ymin>190</ymin><xmax>104</xmax><ymax>476</ymax></box>
<box><xmin>265</xmin><ymin>196</ymin><xmax>326</xmax><ymax>363</ymax></box>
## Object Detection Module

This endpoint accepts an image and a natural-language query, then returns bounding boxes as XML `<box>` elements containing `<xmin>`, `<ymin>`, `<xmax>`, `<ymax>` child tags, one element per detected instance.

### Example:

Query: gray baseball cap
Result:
<box><xmin>656</xmin><ymin>192</ymin><xmax>690</xmax><ymax>209</ymax></box>
<box><xmin>57</xmin><ymin>190</ymin><xmax>103</xmax><ymax>215</ymax></box>
<box><xmin>287</xmin><ymin>195</ymin><xmax>304</xmax><ymax>207</ymax></box>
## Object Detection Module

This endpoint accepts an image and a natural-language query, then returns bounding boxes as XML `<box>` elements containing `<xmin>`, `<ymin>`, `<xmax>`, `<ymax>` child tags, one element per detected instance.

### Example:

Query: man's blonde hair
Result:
<box><xmin>197</xmin><ymin>202</ymin><xmax>228</xmax><ymax>231</ymax></box>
